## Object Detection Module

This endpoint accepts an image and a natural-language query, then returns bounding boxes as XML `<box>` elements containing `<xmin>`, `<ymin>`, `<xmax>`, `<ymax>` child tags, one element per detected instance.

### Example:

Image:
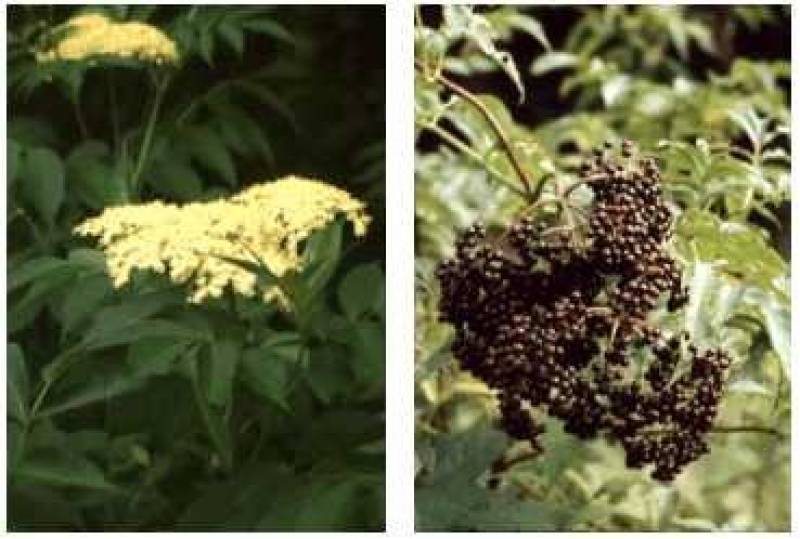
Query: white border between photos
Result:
<box><xmin>790</xmin><ymin>1</ymin><xmax>798</xmax><ymax>536</ymax></box>
<box><xmin>386</xmin><ymin>0</ymin><xmax>415</xmax><ymax>537</ymax></box>
<box><xmin>1</xmin><ymin>0</ymin><xmax>6</xmax><ymax>535</ymax></box>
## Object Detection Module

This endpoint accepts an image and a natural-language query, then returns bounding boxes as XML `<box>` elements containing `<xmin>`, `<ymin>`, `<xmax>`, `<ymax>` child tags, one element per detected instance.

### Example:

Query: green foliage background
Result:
<box><xmin>8</xmin><ymin>5</ymin><xmax>385</xmax><ymax>531</ymax></box>
<box><xmin>415</xmin><ymin>5</ymin><xmax>790</xmax><ymax>531</ymax></box>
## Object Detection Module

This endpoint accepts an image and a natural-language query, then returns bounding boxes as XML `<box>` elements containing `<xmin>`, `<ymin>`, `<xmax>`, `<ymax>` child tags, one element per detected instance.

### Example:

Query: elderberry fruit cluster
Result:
<box><xmin>436</xmin><ymin>140</ymin><xmax>731</xmax><ymax>481</ymax></box>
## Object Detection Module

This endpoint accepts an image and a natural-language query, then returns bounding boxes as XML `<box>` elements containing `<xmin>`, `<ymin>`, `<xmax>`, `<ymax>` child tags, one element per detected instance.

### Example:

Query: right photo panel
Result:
<box><xmin>415</xmin><ymin>5</ymin><xmax>790</xmax><ymax>532</ymax></box>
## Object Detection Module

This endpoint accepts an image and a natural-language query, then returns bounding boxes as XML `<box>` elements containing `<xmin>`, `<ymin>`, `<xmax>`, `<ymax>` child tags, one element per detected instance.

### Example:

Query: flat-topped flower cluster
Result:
<box><xmin>38</xmin><ymin>12</ymin><xmax>178</xmax><ymax>64</ymax></box>
<box><xmin>75</xmin><ymin>176</ymin><xmax>370</xmax><ymax>303</ymax></box>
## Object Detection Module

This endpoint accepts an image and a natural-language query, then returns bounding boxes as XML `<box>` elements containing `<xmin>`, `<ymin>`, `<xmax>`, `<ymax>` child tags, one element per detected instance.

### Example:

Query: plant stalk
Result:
<box><xmin>130</xmin><ymin>73</ymin><xmax>170</xmax><ymax>196</ymax></box>
<box><xmin>416</xmin><ymin>60</ymin><xmax>534</xmax><ymax>199</ymax></box>
<box><xmin>107</xmin><ymin>70</ymin><xmax>120</xmax><ymax>151</ymax></box>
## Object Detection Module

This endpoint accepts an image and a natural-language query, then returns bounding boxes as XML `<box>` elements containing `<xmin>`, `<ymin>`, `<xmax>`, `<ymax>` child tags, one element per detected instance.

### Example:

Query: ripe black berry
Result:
<box><xmin>436</xmin><ymin>141</ymin><xmax>731</xmax><ymax>482</ymax></box>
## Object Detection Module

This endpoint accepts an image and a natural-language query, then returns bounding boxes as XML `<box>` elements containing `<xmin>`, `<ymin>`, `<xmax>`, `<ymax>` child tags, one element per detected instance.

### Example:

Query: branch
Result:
<box><xmin>639</xmin><ymin>424</ymin><xmax>787</xmax><ymax>439</ymax></box>
<box><xmin>519</xmin><ymin>196</ymin><xmax>563</xmax><ymax>216</ymax></box>
<box><xmin>107</xmin><ymin>70</ymin><xmax>120</xmax><ymax>151</ymax></box>
<box><xmin>490</xmin><ymin>448</ymin><xmax>542</xmax><ymax>475</ymax></box>
<box><xmin>416</xmin><ymin>120</ymin><xmax>527</xmax><ymax>199</ymax></box>
<box><xmin>710</xmin><ymin>425</ymin><xmax>787</xmax><ymax>438</ymax></box>
<box><xmin>416</xmin><ymin>60</ymin><xmax>533</xmax><ymax>198</ymax></box>
<box><xmin>72</xmin><ymin>97</ymin><xmax>89</xmax><ymax>139</ymax></box>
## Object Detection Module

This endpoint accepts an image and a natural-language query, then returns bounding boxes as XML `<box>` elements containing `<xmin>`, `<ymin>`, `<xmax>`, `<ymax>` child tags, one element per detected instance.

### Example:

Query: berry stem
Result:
<box><xmin>710</xmin><ymin>425</ymin><xmax>787</xmax><ymax>438</ymax></box>
<box><xmin>490</xmin><ymin>448</ymin><xmax>542</xmax><ymax>475</ymax></box>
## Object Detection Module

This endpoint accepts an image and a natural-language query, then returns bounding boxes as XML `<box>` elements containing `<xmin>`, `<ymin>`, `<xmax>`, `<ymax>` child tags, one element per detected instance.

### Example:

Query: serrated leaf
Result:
<box><xmin>217</xmin><ymin>20</ymin><xmax>244</xmax><ymax>56</ymax></box>
<box><xmin>13</xmin><ymin>450</ymin><xmax>119</xmax><ymax>492</ymax></box>
<box><xmin>9</xmin><ymin>138</ymin><xmax>22</xmax><ymax>186</ymax></box>
<box><xmin>241</xmin><ymin>18</ymin><xmax>295</xmax><ymax>46</ymax></box>
<box><xmin>744</xmin><ymin>288</ymin><xmax>790</xmax><ymax>374</ymax></box>
<box><xmin>255</xmin><ymin>473</ymin><xmax>376</xmax><ymax>531</ymax></box>
<box><xmin>235</xmin><ymin>80</ymin><xmax>298</xmax><ymax>132</ymax></box>
<box><xmin>9</xmin><ymin>256</ymin><xmax>68</xmax><ymax>291</ymax></box>
<box><xmin>177</xmin><ymin>462</ymin><xmax>381</xmax><ymax>531</ymax></box>
<box><xmin>337</xmin><ymin>263</ymin><xmax>384</xmax><ymax>320</ymax></box>
<box><xmin>58</xmin><ymin>274</ymin><xmax>113</xmax><ymax>339</ymax></box>
<box><xmin>37</xmin><ymin>360</ymin><xmax>148</xmax><ymax>418</ymax></box>
<box><xmin>186</xmin><ymin>353</ymin><xmax>233</xmax><ymax>471</ymax></box>
<box><xmin>127</xmin><ymin>337</ymin><xmax>192</xmax><ymax>378</ymax></box>
<box><xmin>209</xmin><ymin>100</ymin><xmax>275</xmax><ymax>166</ymax></box>
<box><xmin>65</xmin><ymin>140</ymin><xmax>125</xmax><ymax>208</ymax></box>
<box><xmin>240</xmin><ymin>345</ymin><xmax>294</xmax><ymax>411</ymax></box>
<box><xmin>348</xmin><ymin>321</ymin><xmax>385</xmax><ymax>390</ymax></box>
<box><xmin>727</xmin><ymin>379</ymin><xmax>773</xmax><ymax>396</ymax></box>
<box><xmin>207</xmin><ymin>339</ymin><xmax>240</xmax><ymax>407</ymax></box>
<box><xmin>530</xmin><ymin>51</ymin><xmax>578</xmax><ymax>75</ymax></box>
<box><xmin>419</xmin><ymin>427</ymin><xmax>506</xmax><ymax>485</ymax></box>
<box><xmin>175</xmin><ymin>463</ymin><xmax>292</xmax><ymax>529</ymax></box>
<box><xmin>17</xmin><ymin>147</ymin><xmax>65</xmax><ymax>226</ymax></box>
<box><xmin>78</xmin><ymin>289</ymin><xmax>185</xmax><ymax>348</ymax></box>
<box><xmin>499</xmin><ymin>10</ymin><xmax>551</xmax><ymax>51</ymax></box>
<box><xmin>8</xmin><ymin>343</ymin><xmax>29</xmax><ymax>423</ymax></box>
<box><xmin>296</xmin><ymin>410</ymin><xmax>384</xmax><ymax>462</ymax></box>
<box><xmin>307</xmin><ymin>345</ymin><xmax>352</xmax><ymax>404</ymax></box>
<box><xmin>85</xmin><ymin>319</ymin><xmax>208</xmax><ymax>351</ymax></box>
<box><xmin>199</xmin><ymin>27</ymin><xmax>216</xmax><ymax>65</ymax></box>
<box><xmin>298</xmin><ymin>219</ymin><xmax>344</xmax><ymax>302</ymax></box>
<box><xmin>9</xmin><ymin>263</ymin><xmax>78</xmax><ymax>334</ymax></box>
<box><xmin>67</xmin><ymin>247</ymin><xmax>108</xmax><ymax>272</ymax></box>
<box><xmin>416</xmin><ymin>427</ymin><xmax>569</xmax><ymax>531</ymax></box>
<box><xmin>675</xmin><ymin>209</ymin><xmax>787</xmax><ymax>294</ymax></box>
<box><xmin>444</xmin><ymin>6</ymin><xmax>525</xmax><ymax>103</ymax></box>
<box><xmin>181</xmin><ymin>126</ymin><xmax>238</xmax><ymax>187</ymax></box>
<box><xmin>145</xmin><ymin>159</ymin><xmax>204</xmax><ymax>201</ymax></box>
<box><xmin>9</xmin><ymin>117</ymin><xmax>60</xmax><ymax>148</ymax></box>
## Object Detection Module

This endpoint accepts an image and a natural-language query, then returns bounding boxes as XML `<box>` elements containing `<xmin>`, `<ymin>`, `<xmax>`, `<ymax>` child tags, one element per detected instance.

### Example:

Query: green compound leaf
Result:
<box><xmin>177</xmin><ymin>464</ymin><xmax>381</xmax><ymax>531</ymax></box>
<box><xmin>442</xmin><ymin>6</ymin><xmax>526</xmax><ymax>103</ymax></box>
<box><xmin>416</xmin><ymin>428</ymin><xmax>571</xmax><ymax>531</ymax></box>
<box><xmin>12</xmin><ymin>449</ymin><xmax>120</xmax><ymax>492</ymax></box>
<box><xmin>674</xmin><ymin>208</ymin><xmax>787</xmax><ymax>295</ymax></box>
<box><xmin>240</xmin><ymin>332</ymin><xmax>302</xmax><ymax>410</ymax></box>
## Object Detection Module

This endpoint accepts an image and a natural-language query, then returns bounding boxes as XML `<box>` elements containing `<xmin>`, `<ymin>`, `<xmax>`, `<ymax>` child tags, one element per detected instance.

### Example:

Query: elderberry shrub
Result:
<box><xmin>436</xmin><ymin>141</ymin><xmax>731</xmax><ymax>482</ymax></box>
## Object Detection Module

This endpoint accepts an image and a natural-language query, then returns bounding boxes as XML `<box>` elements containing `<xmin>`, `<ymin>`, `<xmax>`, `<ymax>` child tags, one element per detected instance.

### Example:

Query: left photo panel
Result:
<box><xmin>8</xmin><ymin>5</ymin><xmax>385</xmax><ymax>531</ymax></box>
